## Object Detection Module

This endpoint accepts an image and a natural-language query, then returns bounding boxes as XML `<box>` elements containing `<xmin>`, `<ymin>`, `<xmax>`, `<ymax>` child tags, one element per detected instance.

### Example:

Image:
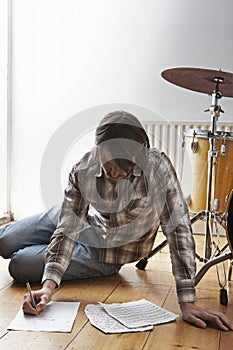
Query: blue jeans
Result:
<box><xmin>0</xmin><ymin>206</ymin><xmax>122</xmax><ymax>283</ymax></box>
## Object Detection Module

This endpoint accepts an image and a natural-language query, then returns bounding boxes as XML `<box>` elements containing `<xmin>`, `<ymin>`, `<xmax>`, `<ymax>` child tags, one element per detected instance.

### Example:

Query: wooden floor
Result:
<box><xmin>0</xmin><ymin>232</ymin><xmax>233</xmax><ymax>350</ymax></box>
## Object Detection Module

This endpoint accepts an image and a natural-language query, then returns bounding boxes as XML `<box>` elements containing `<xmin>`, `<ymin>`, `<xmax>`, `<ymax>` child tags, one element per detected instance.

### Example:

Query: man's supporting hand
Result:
<box><xmin>180</xmin><ymin>302</ymin><xmax>233</xmax><ymax>331</ymax></box>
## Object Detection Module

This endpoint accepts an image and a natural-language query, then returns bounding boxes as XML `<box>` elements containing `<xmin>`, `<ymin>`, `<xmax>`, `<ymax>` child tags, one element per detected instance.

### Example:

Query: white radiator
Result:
<box><xmin>143</xmin><ymin>121</ymin><xmax>233</xmax><ymax>180</ymax></box>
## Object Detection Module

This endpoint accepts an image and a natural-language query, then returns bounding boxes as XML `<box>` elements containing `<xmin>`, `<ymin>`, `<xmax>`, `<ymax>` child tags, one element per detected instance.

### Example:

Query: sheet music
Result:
<box><xmin>8</xmin><ymin>301</ymin><xmax>80</xmax><ymax>333</ymax></box>
<box><xmin>85</xmin><ymin>299</ymin><xmax>178</xmax><ymax>333</ymax></box>
<box><xmin>99</xmin><ymin>299</ymin><xmax>179</xmax><ymax>328</ymax></box>
<box><xmin>85</xmin><ymin>304</ymin><xmax>153</xmax><ymax>333</ymax></box>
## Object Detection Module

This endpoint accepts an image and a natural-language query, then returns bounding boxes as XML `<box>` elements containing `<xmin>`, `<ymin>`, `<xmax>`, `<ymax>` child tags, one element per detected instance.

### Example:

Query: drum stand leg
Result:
<box><xmin>195</xmin><ymin>250</ymin><xmax>232</xmax><ymax>285</ymax></box>
<box><xmin>228</xmin><ymin>260</ymin><xmax>233</xmax><ymax>281</ymax></box>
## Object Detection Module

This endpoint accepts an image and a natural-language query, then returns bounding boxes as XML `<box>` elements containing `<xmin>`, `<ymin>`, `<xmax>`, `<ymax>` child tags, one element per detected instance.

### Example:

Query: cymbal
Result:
<box><xmin>161</xmin><ymin>67</ymin><xmax>233</xmax><ymax>98</ymax></box>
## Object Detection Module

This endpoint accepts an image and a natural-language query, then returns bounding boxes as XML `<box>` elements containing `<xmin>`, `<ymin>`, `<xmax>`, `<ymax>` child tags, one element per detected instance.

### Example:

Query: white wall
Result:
<box><xmin>10</xmin><ymin>0</ymin><xmax>233</xmax><ymax>218</ymax></box>
<box><xmin>0</xmin><ymin>0</ymin><xmax>9</xmax><ymax>216</ymax></box>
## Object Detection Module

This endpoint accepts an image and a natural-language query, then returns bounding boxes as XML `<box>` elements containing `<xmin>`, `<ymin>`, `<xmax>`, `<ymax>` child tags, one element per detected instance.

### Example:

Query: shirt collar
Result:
<box><xmin>95</xmin><ymin>164</ymin><xmax>142</xmax><ymax>178</ymax></box>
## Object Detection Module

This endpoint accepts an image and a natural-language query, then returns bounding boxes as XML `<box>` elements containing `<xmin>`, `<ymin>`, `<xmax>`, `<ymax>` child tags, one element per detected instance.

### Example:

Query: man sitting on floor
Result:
<box><xmin>0</xmin><ymin>110</ymin><xmax>232</xmax><ymax>331</ymax></box>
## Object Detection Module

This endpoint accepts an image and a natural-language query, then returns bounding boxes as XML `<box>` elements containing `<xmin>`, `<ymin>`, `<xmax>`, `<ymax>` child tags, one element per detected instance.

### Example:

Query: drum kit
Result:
<box><xmin>136</xmin><ymin>67</ymin><xmax>233</xmax><ymax>304</ymax></box>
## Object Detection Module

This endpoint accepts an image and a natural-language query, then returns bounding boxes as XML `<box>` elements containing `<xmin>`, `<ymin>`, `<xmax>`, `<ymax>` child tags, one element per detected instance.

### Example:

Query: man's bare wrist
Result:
<box><xmin>43</xmin><ymin>279</ymin><xmax>57</xmax><ymax>292</ymax></box>
<box><xmin>179</xmin><ymin>302</ymin><xmax>195</xmax><ymax>310</ymax></box>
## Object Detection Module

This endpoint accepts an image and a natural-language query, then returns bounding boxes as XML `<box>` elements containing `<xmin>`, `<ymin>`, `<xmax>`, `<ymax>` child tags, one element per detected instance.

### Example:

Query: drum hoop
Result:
<box><xmin>184</xmin><ymin>129</ymin><xmax>210</xmax><ymax>138</ymax></box>
<box><xmin>226</xmin><ymin>189</ymin><xmax>233</xmax><ymax>254</ymax></box>
<box><xmin>184</xmin><ymin>128</ymin><xmax>233</xmax><ymax>140</ymax></box>
<box><xmin>215</xmin><ymin>131</ymin><xmax>233</xmax><ymax>140</ymax></box>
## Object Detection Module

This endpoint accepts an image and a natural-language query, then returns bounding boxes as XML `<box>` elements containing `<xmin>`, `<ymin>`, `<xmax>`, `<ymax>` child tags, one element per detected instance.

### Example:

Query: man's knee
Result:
<box><xmin>9</xmin><ymin>248</ymin><xmax>45</xmax><ymax>283</ymax></box>
<box><xmin>0</xmin><ymin>229</ymin><xmax>13</xmax><ymax>258</ymax></box>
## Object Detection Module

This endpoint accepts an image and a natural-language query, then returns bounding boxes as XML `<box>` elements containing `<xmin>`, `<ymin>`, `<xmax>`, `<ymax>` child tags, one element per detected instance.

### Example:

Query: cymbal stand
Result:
<box><xmin>192</xmin><ymin>81</ymin><xmax>233</xmax><ymax>304</ymax></box>
<box><xmin>136</xmin><ymin>79</ymin><xmax>233</xmax><ymax>300</ymax></box>
<box><xmin>202</xmin><ymin>78</ymin><xmax>224</xmax><ymax>260</ymax></box>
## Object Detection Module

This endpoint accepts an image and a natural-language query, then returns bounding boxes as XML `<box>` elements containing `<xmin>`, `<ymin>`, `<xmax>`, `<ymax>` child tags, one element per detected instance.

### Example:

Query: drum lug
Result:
<box><xmin>191</xmin><ymin>141</ymin><xmax>198</xmax><ymax>153</ymax></box>
<box><xmin>220</xmin><ymin>141</ymin><xmax>227</xmax><ymax>156</ymax></box>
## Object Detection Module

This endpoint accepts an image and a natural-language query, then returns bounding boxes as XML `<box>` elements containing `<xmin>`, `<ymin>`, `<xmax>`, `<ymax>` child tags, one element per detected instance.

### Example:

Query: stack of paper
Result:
<box><xmin>85</xmin><ymin>299</ymin><xmax>178</xmax><ymax>334</ymax></box>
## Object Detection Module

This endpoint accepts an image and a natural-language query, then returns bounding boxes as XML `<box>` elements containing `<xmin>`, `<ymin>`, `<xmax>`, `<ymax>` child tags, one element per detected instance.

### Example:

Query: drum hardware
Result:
<box><xmin>204</xmin><ymin>104</ymin><xmax>224</xmax><ymax>115</ymax></box>
<box><xmin>220</xmin><ymin>143</ymin><xmax>226</xmax><ymax>156</ymax></box>
<box><xmin>136</xmin><ymin>67</ymin><xmax>233</xmax><ymax>304</ymax></box>
<box><xmin>181</xmin><ymin>139</ymin><xmax>186</xmax><ymax>148</ymax></box>
<box><xmin>193</xmin><ymin>191</ymin><xmax>233</xmax><ymax>306</ymax></box>
<box><xmin>209</xmin><ymin>148</ymin><xmax>218</xmax><ymax>158</ymax></box>
<box><xmin>216</xmin><ymin>264</ymin><xmax>228</xmax><ymax>305</ymax></box>
<box><xmin>201</xmin><ymin>83</ymin><xmax>221</xmax><ymax>260</ymax></box>
<box><xmin>215</xmin><ymin>228</ymin><xmax>228</xmax><ymax>305</ymax></box>
<box><xmin>194</xmin><ymin>250</ymin><xmax>232</xmax><ymax>285</ymax></box>
<box><xmin>191</xmin><ymin>133</ymin><xmax>198</xmax><ymax>153</ymax></box>
<box><xmin>213</xmin><ymin>198</ymin><xmax>220</xmax><ymax>212</ymax></box>
<box><xmin>220</xmin><ymin>136</ymin><xmax>227</xmax><ymax>156</ymax></box>
<box><xmin>191</xmin><ymin>141</ymin><xmax>198</xmax><ymax>153</ymax></box>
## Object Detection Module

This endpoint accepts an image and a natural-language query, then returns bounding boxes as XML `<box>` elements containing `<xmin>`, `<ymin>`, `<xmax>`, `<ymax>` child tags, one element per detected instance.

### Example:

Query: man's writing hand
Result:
<box><xmin>180</xmin><ymin>302</ymin><xmax>233</xmax><ymax>331</ymax></box>
<box><xmin>22</xmin><ymin>280</ymin><xmax>56</xmax><ymax>315</ymax></box>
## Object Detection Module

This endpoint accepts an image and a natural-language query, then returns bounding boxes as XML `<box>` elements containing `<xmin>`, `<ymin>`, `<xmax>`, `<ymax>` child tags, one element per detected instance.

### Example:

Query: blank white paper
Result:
<box><xmin>8</xmin><ymin>301</ymin><xmax>80</xmax><ymax>333</ymax></box>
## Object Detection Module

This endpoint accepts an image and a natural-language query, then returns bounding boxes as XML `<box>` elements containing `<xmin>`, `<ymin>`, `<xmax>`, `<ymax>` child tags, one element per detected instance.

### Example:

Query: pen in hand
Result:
<box><xmin>26</xmin><ymin>281</ymin><xmax>37</xmax><ymax>309</ymax></box>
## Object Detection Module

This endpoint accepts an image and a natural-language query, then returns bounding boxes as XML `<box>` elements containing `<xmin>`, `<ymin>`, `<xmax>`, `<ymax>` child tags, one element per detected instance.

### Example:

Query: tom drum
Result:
<box><xmin>184</xmin><ymin>128</ymin><xmax>233</xmax><ymax>213</ymax></box>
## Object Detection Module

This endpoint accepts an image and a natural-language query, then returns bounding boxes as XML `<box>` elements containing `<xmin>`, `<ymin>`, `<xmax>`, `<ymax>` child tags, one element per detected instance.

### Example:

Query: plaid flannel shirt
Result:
<box><xmin>43</xmin><ymin>147</ymin><xmax>196</xmax><ymax>303</ymax></box>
